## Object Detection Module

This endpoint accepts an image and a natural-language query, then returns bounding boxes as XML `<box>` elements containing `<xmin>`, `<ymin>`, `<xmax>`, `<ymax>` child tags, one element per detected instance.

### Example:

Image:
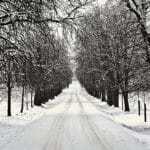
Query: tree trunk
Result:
<box><xmin>34</xmin><ymin>88</ymin><xmax>42</xmax><ymax>106</ymax></box>
<box><xmin>99</xmin><ymin>90</ymin><xmax>101</xmax><ymax>98</ymax></box>
<box><xmin>20</xmin><ymin>85</ymin><xmax>25</xmax><ymax>113</ymax></box>
<box><xmin>124</xmin><ymin>0</ymin><xmax>150</xmax><ymax>63</ymax></box>
<box><xmin>123</xmin><ymin>91</ymin><xmax>130</xmax><ymax>111</ymax></box>
<box><xmin>112</xmin><ymin>88</ymin><xmax>119</xmax><ymax>107</ymax></box>
<box><xmin>26</xmin><ymin>101</ymin><xmax>29</xmax><ymax>110</ymax></box>
<box><xmin>34</xmin><ymin>89</ymin><xmax>50</xmax><ymax>105</ymax></box>
<box><xmin>7</xmin><ymin>58</ymin><xmax>11</xmax><ymax>116</ymax></box>
<box><xmin>107</xmin><ymin>71</ymin><xmax>119</xmax><ymax>106</ymax></box>
<box><xmin>101</xmin><ymin>88</ymin><xmax>106</xmax><ymax>102</ymax></box>
<box><xmin>7</xmin><ymin>80</ymin><xmax>12</xmax><ymax>116</ymax></box>
<box><xmin>31</xmin><ymin>88</ymin><xmax>33</xmax><ymax>108</ymax></box>
<box><xmin>107</xmin><ymin>88</ymin><xmax>113</xmax><ymax>106</ymax></box>
<box><xmin>123</xmin><ymin>66</ymin><xmax>129</xmax><ymax>111</ymax></box>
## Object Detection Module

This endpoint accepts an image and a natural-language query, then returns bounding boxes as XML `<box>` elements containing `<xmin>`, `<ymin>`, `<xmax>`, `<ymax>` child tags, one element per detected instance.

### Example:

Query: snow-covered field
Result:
<box><xmin>0</xmin><ymin>81</ymin><xmax>150</xmax><ymax>150</ymax></box>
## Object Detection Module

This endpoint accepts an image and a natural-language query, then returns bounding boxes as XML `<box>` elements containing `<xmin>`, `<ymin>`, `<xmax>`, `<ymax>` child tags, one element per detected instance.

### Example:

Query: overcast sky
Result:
<box><xmin>97</xmin><ymin>0</ymin><xmax>107</xmax><ymax>5</ymax></box>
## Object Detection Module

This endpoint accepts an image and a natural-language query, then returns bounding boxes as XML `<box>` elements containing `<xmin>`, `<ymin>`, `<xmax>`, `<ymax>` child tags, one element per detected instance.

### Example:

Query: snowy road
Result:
<box><xmin>3</xmin><ymin>81</ymin><xmax>148</xmax><ymax>150</ymax></box>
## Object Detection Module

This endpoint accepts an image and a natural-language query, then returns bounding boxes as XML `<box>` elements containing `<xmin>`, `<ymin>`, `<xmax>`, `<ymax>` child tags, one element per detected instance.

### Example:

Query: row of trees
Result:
<box><xmin>0</xmin><ymin>0</ymin><xmax>92</xmax><ymax>116</ymax></box>
<box><xmin>0</xmin><ymin>20</ymin><xmax>73</xmax><ymax>116</ymax></box>
<box><xmin>75</xmin><ymin>0</ymin><xmax>150</xmax><ymax>111</ymax></box>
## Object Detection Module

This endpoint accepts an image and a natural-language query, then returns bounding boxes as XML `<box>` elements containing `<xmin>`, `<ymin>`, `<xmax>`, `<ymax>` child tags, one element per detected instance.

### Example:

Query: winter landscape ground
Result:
<box><xmin>0</xmin><ymin>0</ymin><xmax>150</xmax><ymax>150</ymax></box>
<box><xmin>0</xmin><ymin>81</ymin><xmax>150</xmax><ymax>150</ymax></box>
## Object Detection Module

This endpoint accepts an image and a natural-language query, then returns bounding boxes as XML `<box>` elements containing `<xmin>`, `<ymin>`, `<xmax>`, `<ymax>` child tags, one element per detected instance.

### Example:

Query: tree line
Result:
<box><xmin>0</xmin><ymin>0</ymin><xmax>91</xmax><ymax>116</ymax></box>
<box><xmin>76</xmin><ymin>0</ymin><xmax>150</xmax><ymax>111</ymax></box>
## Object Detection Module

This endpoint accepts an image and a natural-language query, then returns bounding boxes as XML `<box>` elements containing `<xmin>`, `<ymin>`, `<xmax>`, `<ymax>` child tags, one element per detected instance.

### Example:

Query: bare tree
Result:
<box><xmin>121</xmin><ymin>0</ymin><xmax>150</xmax><ymax>62</ymax></box>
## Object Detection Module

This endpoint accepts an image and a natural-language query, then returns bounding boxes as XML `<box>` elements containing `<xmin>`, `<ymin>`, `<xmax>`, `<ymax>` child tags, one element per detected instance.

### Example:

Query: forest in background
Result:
<box><xmin>0</xmin><ymin>0</ymin><xmax>150</xmax><ymax>118</ymax></box>
<box><xmin>0</xmin><ymin>0</ymin><xmax>92</xmax><ymax>116</ymax></box>
<box><xmin>76</xmin><ymin>0</ymin><xmax>150</xmax><ymax>114</ymax></box>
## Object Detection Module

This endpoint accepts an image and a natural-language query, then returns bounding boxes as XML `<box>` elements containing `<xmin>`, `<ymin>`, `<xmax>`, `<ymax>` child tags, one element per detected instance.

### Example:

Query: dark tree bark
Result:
<box><xmin>7</xmin><ymin>77</ymin><xmax>12</xmax><ymax>116</ymax></box>
<box><xmin>123</xmin><ymin>91</ymin><xmax>130</xmax><ymax>111</ymax></box>
<box><xmin>34</xmin><ymin>88</ymin><xmax>42</xmax><ymax>106</ymax></box>
<box><xmin>7</xmin><ymin>58</ymin><xmax>12</xmax><ymax>116</ymax></box>
<box><xmin>123</xmin><ymin>0</ymin><xmax>150</xmax><ymax>63</ymax></box>
<box><xmin>99</xmin><ymin>90</ymin><xmax>101</xmax><ymax>98</ymax></box>
<box><xmin>107</xmin><ymin>71</ymin><xmax>119</xmax><ymax>107</ymax></box>
<box><xmin>31</xmin><ymin>88</ymin><xmax>33</xmax><ymax>108</ymax></box>
<box><xmin>101</xmin><ymin>87</ymin><xmax>106</xmax><ymax>102</ymax></box>
<box><xmin>20</xmin><ymin>85</ymin><xmax>25</xmax><ymax>113</ymax></box>
<box><xmin>107</xmin><ymin>88</ymin><xmax>113</xmax><ymax>106</ymax></box>
<box><xmin>123</xmin><ymin>62</ymin><xmax>130</xmax><ymax>111</ymax></box>
<box><xmin>112</xmin><ymin>87</ymin><xmax>119</xmax><ymax>107</ymax></box>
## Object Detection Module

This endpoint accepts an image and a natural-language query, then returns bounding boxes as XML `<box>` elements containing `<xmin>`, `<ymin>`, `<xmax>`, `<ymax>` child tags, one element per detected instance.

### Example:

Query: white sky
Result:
<box><xmin>97</xmin><ymin>0</ymin><xmax>107</xmax><ymax>5</ymax></box>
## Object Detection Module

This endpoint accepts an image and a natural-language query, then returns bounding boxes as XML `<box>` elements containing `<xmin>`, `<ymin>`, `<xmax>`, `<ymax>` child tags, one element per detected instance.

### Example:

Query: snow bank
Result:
<box><xmin>80</xmin><ymin>86</ymin><xmax>150</xmax><ymax>149</ymax></box>
<box><xmin>0</xmin><ymin>86</ymin><xmax>71</xmax><ymax>149</ymax></box>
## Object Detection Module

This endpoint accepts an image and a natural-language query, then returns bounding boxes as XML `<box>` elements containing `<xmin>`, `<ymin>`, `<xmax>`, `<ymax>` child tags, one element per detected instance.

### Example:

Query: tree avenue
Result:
<box><xmin>0</xmin><ymin>0</ymin><xmax>92</xmax><ymax>116</ymax></box>
<box><xmin>0</xmin><ymin>0</ymin><xmax>150</xmax><ymax>116</ymax></box>
<box><xmin>75</xmin><ymin>0</ymin><xmax>150</xmax><ymax>111</ymax></box>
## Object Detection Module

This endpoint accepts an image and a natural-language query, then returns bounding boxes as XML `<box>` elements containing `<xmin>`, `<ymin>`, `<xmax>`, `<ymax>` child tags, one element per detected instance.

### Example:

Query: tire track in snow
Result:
<box><xmin>43</xmin><ymin>91</ymin><xmax>74</xmax><ymax>150</ymax></box>
<box><xmin>75</xmin><ymin>88</ymin><xmax>109</xmax><ymax>150</ymax></box>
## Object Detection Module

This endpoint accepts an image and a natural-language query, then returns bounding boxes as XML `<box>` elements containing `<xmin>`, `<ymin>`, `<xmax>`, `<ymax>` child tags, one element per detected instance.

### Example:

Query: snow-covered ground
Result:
<box><xmin>0</xmin><ymin>81</ymin><xmax>150</xmax><ymax>150</ymax></box>
<box><xmin>0</xmin><ymin>86</ymin><xmax>70</xmax><ymax>149</ymax></box>
<box><xmin>82</xmin><ymin>89</ymin><xmax>150</xmax><ymax>131</ymax></box>
<box><xmin>82</xmin><ymin>89</ymin><xmax>150</xmax><ymax>150</ymax></box>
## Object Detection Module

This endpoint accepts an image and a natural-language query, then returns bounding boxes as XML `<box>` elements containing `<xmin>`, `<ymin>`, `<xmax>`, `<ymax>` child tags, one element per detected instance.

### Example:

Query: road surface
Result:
<box><xmin>3</xmin><ymin>81</ymin><xmax>147</xmax><ymax>150</ymax></box>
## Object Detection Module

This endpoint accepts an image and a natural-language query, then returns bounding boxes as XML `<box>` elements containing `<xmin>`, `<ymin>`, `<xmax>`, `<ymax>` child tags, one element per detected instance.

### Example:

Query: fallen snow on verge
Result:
<box><xmin>0</xmin><ymin>81</ymin><xmax>150</xmax><ymax>150</ymax></box>
<box><xmin>0</xmin><ymin>87</ymin><xmax>70</xmax><ymax>149</ymax></box>
<box><xmin>81</xmin><ymin>88</ymin><xmax>150</xmax><ymax>149</ymax></box>
<box><xmin>83</xmin><ymin>92</ymin><xmax>150</xmax><ymax>131</ymax></box>
<box><xmin>0</xmin><ymin>81</ymin><xmax>149</xmax><ymax>150</ymax></box>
